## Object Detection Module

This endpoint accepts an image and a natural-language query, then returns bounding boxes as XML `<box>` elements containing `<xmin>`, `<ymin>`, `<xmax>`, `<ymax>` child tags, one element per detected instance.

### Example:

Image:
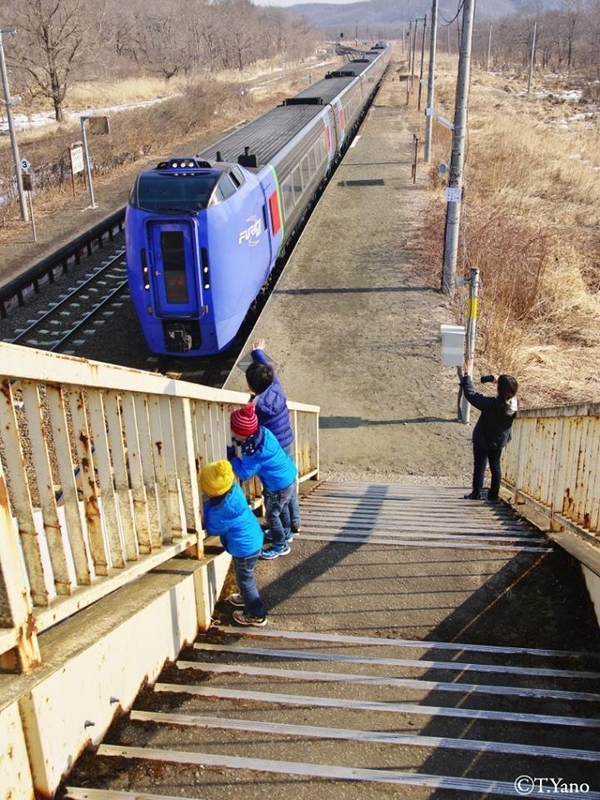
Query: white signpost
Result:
<box><xmin>69</xmin><ymin>143</ymin><xmax>85</xmax><ymax>197</ymax></box>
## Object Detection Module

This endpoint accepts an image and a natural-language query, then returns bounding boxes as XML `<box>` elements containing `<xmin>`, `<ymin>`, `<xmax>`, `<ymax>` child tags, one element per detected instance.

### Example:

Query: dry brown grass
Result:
<box><xmin>419</xmin><ymin>58</ymin><xmax>600</xmax><ymax>408</ymax></box>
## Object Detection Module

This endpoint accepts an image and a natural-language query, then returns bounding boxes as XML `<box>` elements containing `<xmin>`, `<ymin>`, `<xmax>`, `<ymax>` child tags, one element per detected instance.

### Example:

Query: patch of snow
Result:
<box><xmin>0</xmin><ymin>96</ymin><xmax>171</xmax><ymax>135</ymax></box>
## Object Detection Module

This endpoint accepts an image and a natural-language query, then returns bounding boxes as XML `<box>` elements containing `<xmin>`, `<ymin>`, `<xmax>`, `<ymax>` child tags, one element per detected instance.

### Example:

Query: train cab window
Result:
<box><xmin>132</xmin><ymin>172</ymin><xmax>219</xmax><ymax>213</ymax></box>
<box><xmin>211</xmin><ymin>173</ymin><xmax>237</xmax><ymax>204</ymax></box>
<box><xmin>230</xmin><ymin>166</ymin><xmax>246</xmax><ymax>188</ymax></box>
<box><xmin>161</xmin><ymin>231</ymin><xmax>189</xmax><ymax>304</ymax></box>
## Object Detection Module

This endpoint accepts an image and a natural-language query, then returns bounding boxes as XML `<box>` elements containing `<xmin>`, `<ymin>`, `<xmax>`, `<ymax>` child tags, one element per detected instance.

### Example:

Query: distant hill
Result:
<box><xmin>283</xmin><ymin>0</ymin><xmax>562</xmax><ymax>34</ymax></box>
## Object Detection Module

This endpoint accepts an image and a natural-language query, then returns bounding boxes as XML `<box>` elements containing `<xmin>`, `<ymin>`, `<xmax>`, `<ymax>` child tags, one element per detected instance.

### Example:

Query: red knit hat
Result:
<box><xmin>230</xmin><ymin>403</ymin><xmax>259</xmax><ymax>437</ymax></box>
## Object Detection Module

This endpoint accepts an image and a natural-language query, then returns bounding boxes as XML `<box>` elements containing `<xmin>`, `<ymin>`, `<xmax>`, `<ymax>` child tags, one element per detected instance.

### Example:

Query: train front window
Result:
<box><xmin>132</xmin><ymin>172</ymin><xmax>219</xmax><ymax>213</ymax></box>
<box><xmin>161</xmin><ymin>231</ymin><xmax>189</xmax><ymax>304</ymax></box>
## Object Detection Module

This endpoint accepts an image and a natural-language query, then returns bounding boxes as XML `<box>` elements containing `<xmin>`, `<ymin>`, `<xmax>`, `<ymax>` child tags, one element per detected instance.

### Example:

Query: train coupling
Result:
<box><xmin>164</xmin><ymin>323</ymin><xmax>193</xmax><ymax>352</ymax></box>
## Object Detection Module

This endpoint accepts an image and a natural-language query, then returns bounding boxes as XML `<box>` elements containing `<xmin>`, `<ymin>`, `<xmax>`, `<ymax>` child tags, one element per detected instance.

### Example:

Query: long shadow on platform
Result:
<box><xmin>275</xmin><ymin>285</ymin><xmax>436</xmax><ymax>295</ymax></box>
<box><xmin>319</xmin><ymin>415</ymin><xmax>455</xmax><ymax>427</ymax></box>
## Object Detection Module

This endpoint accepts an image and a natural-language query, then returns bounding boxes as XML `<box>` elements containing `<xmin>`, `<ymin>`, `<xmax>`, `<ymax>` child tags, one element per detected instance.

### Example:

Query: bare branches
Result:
<box><xmin>5</xmin><ymin>0</ymin><xmax>105</xmax><ymax>121</ymax></box>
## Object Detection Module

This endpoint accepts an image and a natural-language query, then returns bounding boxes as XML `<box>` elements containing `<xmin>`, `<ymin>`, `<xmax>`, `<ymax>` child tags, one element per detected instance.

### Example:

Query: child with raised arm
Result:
<box><xmin>245</xmin><ymin>339</ymin><xmax>301</xmax><ymax>534</ymax></box>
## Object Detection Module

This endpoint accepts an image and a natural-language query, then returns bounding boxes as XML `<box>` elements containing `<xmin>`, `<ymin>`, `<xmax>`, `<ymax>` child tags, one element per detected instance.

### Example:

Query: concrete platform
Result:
<box><xmin>224</xmin><ymin>70</ymin><xmax>472</xmax><ymax>485</ymax></box>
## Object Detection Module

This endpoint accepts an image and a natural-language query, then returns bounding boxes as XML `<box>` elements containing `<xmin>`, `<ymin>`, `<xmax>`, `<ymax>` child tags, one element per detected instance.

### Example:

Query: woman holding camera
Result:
<box><xmin>460</xmin><ymin>358</ymin><xmax>519</xmax><ymax>502</ymax></box>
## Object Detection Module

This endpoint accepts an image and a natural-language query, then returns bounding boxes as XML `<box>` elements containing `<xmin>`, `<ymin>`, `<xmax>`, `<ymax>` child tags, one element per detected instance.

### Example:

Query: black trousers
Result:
<box><xmin>472</xmin><ymin>442</ymin><xmax>503</xmax><ymax>500</ymax></box>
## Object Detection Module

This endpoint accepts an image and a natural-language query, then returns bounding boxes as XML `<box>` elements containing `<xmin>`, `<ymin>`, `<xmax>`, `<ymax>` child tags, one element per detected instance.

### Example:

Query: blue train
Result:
<box><xmin>125</xmin><ymin>43</ymin><xmax>391</xmax><ymax>356</ymax></box>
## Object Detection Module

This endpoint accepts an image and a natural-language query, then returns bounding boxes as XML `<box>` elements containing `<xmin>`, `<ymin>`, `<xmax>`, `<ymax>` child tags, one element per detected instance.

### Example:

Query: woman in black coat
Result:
<box><xmin>460</xmin><ymin>358</ymin><xmax>518</xmax><ymax>502</ymax></box>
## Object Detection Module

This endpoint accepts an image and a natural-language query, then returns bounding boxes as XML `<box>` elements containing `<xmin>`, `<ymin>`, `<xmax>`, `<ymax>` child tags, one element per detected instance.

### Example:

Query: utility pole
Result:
<box><xmin>424</xmin><ymin>0</ymin><xmax>439</xmax><ymax>162</ymax></box>
<box><xmin>411</xmin><ymin>19</ymin><xmax>418</xmax><ymax>86</ymax></box>
<box><xmin>527</xmin><ymin>22</ymin><xmax>537</xmax><ymax>94</ymax></box>
<box><xmin>0</xmin><ymin>27</ymin><xmax>29</xmax><ymax>223</ymax></box>
<box><xmin>486</xmin><ymin>23</ymin><xmax>493</xmax><ymax>71</ymax></box>
<box><xmin>440</xmin><ymin>0</ymin><xmax>476</xmax><ymax>295</ymax></box>
<box><xmin>417</xmin><ymin>14</ymin><xmax>428</xmax><ymax>111</ymax></box>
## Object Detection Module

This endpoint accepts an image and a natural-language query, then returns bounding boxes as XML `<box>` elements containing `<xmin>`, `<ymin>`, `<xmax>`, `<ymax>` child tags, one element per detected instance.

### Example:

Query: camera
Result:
<box><xmin>480</xmin><ymin>375</ymin><xmax>495</xmax><ymax>384</ymax></box>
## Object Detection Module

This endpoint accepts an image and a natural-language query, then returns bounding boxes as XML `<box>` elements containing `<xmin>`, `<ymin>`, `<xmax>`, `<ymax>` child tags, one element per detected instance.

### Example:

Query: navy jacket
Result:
<box><xmin>461</xmin><ymin>375</ymin><xmax>518</xmax><ymax>450</ymax></box>
<box><xmin>250</xmin><ymin>348</ymin><xmax>294</xmax><ymax>449</ymax></box>
<box><xmin>231</xmin><ymin>426</ymin><xmax>297</xmax><ymax>492</ymax></box>
<box><xmin>203</xmin><ymin>483</ymin><xmax>263</xmax><ymax>558</ymax></box>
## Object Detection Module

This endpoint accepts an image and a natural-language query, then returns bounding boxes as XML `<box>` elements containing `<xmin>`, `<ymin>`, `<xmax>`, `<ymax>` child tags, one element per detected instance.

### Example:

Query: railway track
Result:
<box><xmin>9</xmin><ymin>250</ymin><xmax>129</xmax><ymax>353</ymax></box>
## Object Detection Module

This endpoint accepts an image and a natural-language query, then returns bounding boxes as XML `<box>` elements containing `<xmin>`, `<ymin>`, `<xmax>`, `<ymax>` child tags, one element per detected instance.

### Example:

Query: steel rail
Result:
<box><xmin>9</xmin><ymin>249</ymin><xmax>128</xmax><ymax>352</ymax></box>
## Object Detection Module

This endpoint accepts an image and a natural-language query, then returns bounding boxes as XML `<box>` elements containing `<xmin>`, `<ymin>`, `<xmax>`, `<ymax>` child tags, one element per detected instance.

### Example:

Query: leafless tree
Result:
<box><xmin>3</xmin><ymin>0</ymin><xmax>105</xmax><ymax>122</ymax></box>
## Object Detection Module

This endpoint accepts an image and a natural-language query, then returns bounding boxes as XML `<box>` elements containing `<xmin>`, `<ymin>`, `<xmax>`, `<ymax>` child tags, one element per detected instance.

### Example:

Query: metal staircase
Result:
<box><xmin>63</xmin><ymin>481</ymin><xmax>600</xmax><ymax>800</ymax></box>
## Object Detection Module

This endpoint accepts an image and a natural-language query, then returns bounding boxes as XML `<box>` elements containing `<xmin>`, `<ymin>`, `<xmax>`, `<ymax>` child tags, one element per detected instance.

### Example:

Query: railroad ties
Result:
<box><xmin>64</xmin><ymin>481</ymin><xmax>600</xmax><ymax>800</ymax></box>
<box><xmin>9</xmin><ymin>253</ymin><xmax>128</xmax><ymax>353</ymax></box>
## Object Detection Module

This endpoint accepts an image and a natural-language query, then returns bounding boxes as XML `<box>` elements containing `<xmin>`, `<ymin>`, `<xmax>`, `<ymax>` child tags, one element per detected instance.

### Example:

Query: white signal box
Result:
<box><xmin>440</xmin><ymin>324</ymin><xmax>465</xmax><ymax>366</ymax></box>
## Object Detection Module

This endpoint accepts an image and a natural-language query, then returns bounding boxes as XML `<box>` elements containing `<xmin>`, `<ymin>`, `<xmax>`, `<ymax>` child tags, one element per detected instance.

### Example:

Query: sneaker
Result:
<box><xmin>225</xmin><ymin>592</ymin><xmax>245</xmax><ymax>607</ymax></box>
<box><xmin>232</xmin><ymin>609</ymin><xmax>267</xmax><ymax>627</ymax></box>
<box><xmin>260</xmin><ymin>543</ymin><xmax>291</xmax><ymax>560</ymax></box>
<box><xmin>463</xmin><ymin>493</ymin><xmax>482</xmax><ymax>500</ymax></box>
<box><xmin>291</xmin><ymin>524</ymin><xmax>301</xmax><ymax>536</ymax></box>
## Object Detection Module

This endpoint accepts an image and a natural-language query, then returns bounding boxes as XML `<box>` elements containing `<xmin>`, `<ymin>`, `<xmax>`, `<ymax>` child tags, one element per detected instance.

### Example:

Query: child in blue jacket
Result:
<box><xmin>246</xmin><ymin>339</ymin><xmax>301</xmax><ymax>534</ymax></box>
<box><xmin>229</xmin><ymin>403</ymin><xmax>297</xmax><ymax>560</ymax></box>
<box><xmin>200</xmin><ymin>460</ymin><xmax>266</xmax><ymax>626</ymax></box>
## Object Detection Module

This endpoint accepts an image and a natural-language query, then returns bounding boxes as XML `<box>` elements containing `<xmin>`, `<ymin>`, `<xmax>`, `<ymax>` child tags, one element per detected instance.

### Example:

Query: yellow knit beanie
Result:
<box><xmin>200</xmin><ymin>460</ymin><xmax>234</xmax><ymax>498</ymax></box>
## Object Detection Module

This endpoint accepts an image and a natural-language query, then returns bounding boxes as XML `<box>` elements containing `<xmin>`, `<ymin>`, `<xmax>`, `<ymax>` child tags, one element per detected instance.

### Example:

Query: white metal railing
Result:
<box><xmin>0</xmin><ymin>342</ymin><xmax>319</xmax><ymax>673</ymax></box>
<box><xmin>502</xmin><ymin>403</ymin><xmax>600</xmax><ymax>540</ymax></box>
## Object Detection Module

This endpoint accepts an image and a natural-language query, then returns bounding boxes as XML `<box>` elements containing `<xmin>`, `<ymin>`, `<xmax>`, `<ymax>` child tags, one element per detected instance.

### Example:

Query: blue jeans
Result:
<box><xmin>472</xmin><ymin>442</ymin><xmax>503</xmax><ymax>500</ymax></box>
<box><xmin>283</xmin><ymin>444</ymin><xmax>301</xmax><ymax>530</ymax></box>
<box><xmin>264</xmin><ymin>482</ymin><xmax>295</xmax><ymax>547</ymax></box>
<box><xmin>233</xmin><ymin>551</ymin><xmax>265</xmax><ymax>618</ymax></box>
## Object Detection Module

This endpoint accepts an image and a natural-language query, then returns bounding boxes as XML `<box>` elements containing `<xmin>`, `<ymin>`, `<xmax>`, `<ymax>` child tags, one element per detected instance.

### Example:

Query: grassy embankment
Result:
<box><xmin>418</xmin><ymin>57</ymin><xmax>600</xmax><ymax>408</ymax></box>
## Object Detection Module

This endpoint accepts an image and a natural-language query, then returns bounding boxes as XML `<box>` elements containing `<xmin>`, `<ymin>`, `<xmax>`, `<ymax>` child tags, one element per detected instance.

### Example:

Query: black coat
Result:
<box><xmin>461</xmin><ymin>375</ymin><xmax>517</xmax><ymax>450</ymax></box>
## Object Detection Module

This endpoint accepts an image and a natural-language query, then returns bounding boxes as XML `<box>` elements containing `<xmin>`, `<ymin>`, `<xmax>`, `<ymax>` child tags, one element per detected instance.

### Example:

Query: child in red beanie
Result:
<box><xmin>229</xmin><ymin>403</ymin><xmax>297</xmax><ymax>560</ymax></box>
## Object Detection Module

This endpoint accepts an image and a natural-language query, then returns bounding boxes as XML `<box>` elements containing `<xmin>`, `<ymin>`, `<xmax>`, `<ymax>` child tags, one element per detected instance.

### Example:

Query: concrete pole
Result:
<box><xmin>440</xmin><ymin>0</ymin><xmax>476</xmax><ymax>295</ymax></box>
<box><xmin>424</xmin><ymin>0</ymin><xmax>439</xmax><ymax>163</ymax></box>
<box><xmin>0</xmin><ymin>29</ymin><xmax>29</xmax><ymax>222</ymax></box>
<box><xmin>411</xmin><ymin>20</ymin><xmax>418</xmax><ymax>86</ymax></box>
<box><xmin>486</xmin><ymin>23</ymin><xmax>493</xmax><ymax>71</ymax></box>
<box><xmin>417</xmin><ymin>14</ymin><xmax>427</xmax><ymax>111</ymax></box>
<box><xmin>527</xmin><ymin>22</ymin><xmax>537</xmax><ymax>94</ymax></box>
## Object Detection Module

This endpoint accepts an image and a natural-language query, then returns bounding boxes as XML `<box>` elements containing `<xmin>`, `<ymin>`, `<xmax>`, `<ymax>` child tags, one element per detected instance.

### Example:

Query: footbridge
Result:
<box><xmin>1</xmin><ymin>342</ymin><xmax>599</xmax><ymax>799</ymax></box>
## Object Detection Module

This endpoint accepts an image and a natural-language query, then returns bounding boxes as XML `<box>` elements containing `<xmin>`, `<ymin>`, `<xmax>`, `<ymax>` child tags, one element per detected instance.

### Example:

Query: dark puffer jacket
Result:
<box><xmin>250</xmin><ymin>348</ymin><xmax>294</xmax><ymax>449</ymax></box>
<box><xmin>460</xmin><ymin>374</ymin><xmax>518</xmax><ymax>450</ymax></box>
